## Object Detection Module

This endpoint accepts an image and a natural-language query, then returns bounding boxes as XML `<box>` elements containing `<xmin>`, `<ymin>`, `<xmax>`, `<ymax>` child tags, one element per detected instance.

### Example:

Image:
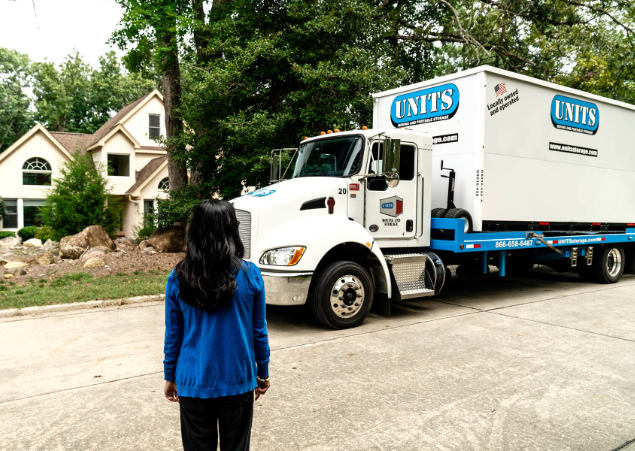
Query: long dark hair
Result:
<box><xmin>175</xmin><ymin>199</ymin><xmax>245</xmax><ymax>311</ymax></box>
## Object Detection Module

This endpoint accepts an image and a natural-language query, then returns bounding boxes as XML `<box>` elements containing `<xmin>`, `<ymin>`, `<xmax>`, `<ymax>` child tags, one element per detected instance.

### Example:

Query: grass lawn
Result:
<box><xmin>0</xmin><ymin>269</ymin><xmax>171</xmax><ymax>310</ymax></box>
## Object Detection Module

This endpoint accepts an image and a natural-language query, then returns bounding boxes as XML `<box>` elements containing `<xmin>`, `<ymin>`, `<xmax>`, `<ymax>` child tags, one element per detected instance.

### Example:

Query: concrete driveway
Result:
<box><xmin>1</xmin><ymin>267</ymin><xmax>635</xmax><ymax>450</ymax></box>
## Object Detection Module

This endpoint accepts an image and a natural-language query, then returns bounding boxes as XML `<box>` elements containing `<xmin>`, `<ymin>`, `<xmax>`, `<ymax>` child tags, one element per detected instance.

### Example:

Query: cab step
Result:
<box><xmin>385</xmin><ymin>253</ymin><xmax>436</xmax><ymax>300</ymax></box>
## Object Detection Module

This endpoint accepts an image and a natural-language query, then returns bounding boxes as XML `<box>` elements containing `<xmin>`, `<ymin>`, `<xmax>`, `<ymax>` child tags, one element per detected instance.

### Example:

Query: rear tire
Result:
<box><xmin>592</xmin><ymin>244</ymin><xmax>625</xmax><ymax>284</ymax></box>
<box><xmin>444</xmin><ymin>208</ymin><xmax>473</xmax><ymax>233</ymax></box>
<box><xmin>308</xmin><ymin>261</ymin><xmax>374</xmax><ymax>329</ymax></box>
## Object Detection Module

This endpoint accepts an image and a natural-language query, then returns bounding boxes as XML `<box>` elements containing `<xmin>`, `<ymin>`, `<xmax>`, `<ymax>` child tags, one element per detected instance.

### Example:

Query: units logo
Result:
<box><xmin>551</xmin><ymin>95</ymin><xmax>599</xmax><ymax>135</ymax></box>
<box><xmin>249</xmin><ymin>189</ymin><xmax>276</xmax><ymax>197</ymax></box>
<box><xmin>380</xmin><ymin>196</ymin><xmax>403</xmax><ymax>217</ymax></box>
<box><xmin>391</xmin><ymin>83</ymin><xmax>459</xmax><ymax>127</ymax></box>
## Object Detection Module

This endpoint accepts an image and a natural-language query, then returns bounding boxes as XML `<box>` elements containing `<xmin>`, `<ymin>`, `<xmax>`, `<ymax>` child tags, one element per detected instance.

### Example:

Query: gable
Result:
<box><xmin>0</xmin><ymin>124</ymin><xmax>72</xmax><ymax>164</ymax></box>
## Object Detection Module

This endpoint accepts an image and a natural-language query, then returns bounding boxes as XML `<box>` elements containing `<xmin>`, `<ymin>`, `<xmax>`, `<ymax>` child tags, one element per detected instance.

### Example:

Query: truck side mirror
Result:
<box><xmin>382</xmin><ymin>138</ymin><xmax>400</xmax><ymax>188</ymax></box>
<box><xmin>270</xmin><ymin>153</ymin><xmax>280</xmax><ymax>183</ymax></box>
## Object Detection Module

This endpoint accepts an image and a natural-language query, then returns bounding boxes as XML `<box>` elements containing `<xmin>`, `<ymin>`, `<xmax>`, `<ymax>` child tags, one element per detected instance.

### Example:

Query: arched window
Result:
<box><xmin>158</xmin><ymin>177</ymin><xmax>169</xmax><ymax>191</ymax></box>
<box><xmin>23</xmin><ymin>157</ymin><xmax>52</xmax><ymax>186</ymax></box>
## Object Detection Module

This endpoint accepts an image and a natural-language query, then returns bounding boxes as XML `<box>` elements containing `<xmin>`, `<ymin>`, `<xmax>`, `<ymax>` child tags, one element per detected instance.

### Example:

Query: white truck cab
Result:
<box><xmin>231</xmin><ymin>129</ymin><xmax>444</xmax><ymax>329</ymax></box>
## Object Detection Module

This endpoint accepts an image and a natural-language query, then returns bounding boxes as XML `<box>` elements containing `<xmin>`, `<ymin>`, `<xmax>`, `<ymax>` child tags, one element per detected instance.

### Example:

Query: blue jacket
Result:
<box><xmin>163</xmin><ymin>262</ymin><xmax>270</xmax><ymax>398</ymax></box>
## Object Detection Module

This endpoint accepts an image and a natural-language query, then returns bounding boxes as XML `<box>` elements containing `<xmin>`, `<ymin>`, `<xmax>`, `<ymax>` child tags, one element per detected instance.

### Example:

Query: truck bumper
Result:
<box><xmin>261</xmin><ymin>271</ymin><xmax>313</xmax><ymax>306</ymax></box>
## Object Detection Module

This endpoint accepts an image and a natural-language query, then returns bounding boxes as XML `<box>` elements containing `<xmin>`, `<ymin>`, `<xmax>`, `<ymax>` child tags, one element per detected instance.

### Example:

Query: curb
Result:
<box><xmin>0</xmin><ymin>294</ymin><xmax>165</xmax><ymax>318</ymax></box>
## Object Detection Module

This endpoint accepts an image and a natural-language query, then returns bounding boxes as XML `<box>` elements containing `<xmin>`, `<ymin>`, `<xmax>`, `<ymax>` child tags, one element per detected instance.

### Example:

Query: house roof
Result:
<box><xmin>126</xmin><ymin>156</ymin><xmax>167</xmax><ymax>195</ymax></box>
<box><xmin>49</xmin><ymin>132</ymin><xmax>94</xmax><ymax>152</ymax></box>
<box><xmin>89</xmin><ymin>91</ymin><xmax>155</xmax><ymax>148</ymax></box>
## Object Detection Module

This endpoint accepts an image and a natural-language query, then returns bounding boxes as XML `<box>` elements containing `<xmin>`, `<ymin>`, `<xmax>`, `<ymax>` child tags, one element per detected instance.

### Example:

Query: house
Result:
<box><xmin>0</xmin><ymin>90</ymin><xmax>170</xmax><ymax>238</ymax></box>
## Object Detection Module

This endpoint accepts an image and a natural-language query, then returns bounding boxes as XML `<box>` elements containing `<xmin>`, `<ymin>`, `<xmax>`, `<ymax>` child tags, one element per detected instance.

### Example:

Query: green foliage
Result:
<box><xmin>0</xmin><ymin>48</ymin><xmax>34</xmax><ymax>152</ymax></box>
<box><xmin>0</xmin><ymin>197</ymin><xmax>6</xmax><ymax>222</ymax></box>
<box><xmin>0</xmin><ymin>231</ymin><xmax>16</xmax><ymax>240</ymax></box>
<box><xmin>39</xmin><ymin>151</ymin><xmax>125</xmax><ymax>240</ymax></box>
<box><xmin>17</xmin><ymin>226</ymin><xmax>38</xmax><ymax>241</ymax></box>
<box><xmin>133</xmin><ymin>221</ymin><xmax>156</xmax><ymax>242</ymax></box>
<box><xmin>155</xmin><ymin>184</ymin><xmax>203</xmax><ymax>227</ymax></box>
<box><xmin>31</xmin><ymin>50</ymin><xmax>156</xmax><ymax>134</ymax></box>
<box><xmin>35</xmin><ymin>226</ymin><xmax>55</xmax><ymax>243</ymax></box>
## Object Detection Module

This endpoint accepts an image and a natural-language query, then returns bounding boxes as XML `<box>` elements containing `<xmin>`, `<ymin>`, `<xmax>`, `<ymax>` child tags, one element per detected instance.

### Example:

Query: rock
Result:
<box><xmin>139</xmin><ymin>240</ymin><xmax>149</xmax><ymax>250</ymax></box>
<box><xmin>4</xmin><ymin>261</ymin><xmax>27</xmax><ymax>269</ymax></box>
<box><xmin>34</xmin><ymin>252</ymin><xmax>56</xmax><ymax>265</ymax></box>
<box><xmin>7</xmin><ymin>266</ymin><xmax>27</xmax><ymax>276</ymax></box>
<box><xmin>83</xmin><ymin>257</ymin><xmax>106</xmax><ymax>268</ymax></box>
<box><xmin>148</xmin><ymin>226</ymin><xmax>185</xmax><ymax>253</ymax></box>
<box><xmin>116</xmin><ymin>238</ymin><xmax>139</xmax><ymax>252</ymax></box>
<box><xmin>142</xmin><ymin>245</ymin><xmax>155</xmax><ymax>252</ymax></box>
<box><xmin>4</xmin><ymin>274</ymin><xmax>13</xmax><ymax>279</ymax></box>
<box><xmin>23</xmin><ymin>238</ymin><xmax>43</xmax><ymax>247</ymax></box>
<box><xmin>60</xmin><ymin>225</ymin><xmax>115</xmax><ymax>259</ymax></box>
<box><xmin>42</xmin><ymin>239</ymin><xmax>60</xmax><ymax>251</ymax></box>
<box><xmin>80</xmin><ymin>246</ymin><xmax>111</xmax><ymax>260</ymax></box>
<box><xmin>0</xmin><ymin>237</ymin><xmax>20</xmax><ymax>246</ymax></box>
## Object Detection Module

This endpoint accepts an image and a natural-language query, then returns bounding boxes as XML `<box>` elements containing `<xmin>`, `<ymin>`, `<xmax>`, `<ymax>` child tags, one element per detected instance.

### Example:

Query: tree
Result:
<box><xmin>0</xmin><ymin>48</ymin><xmax>34</xmax><ymax>152</ymax></box>
<box><xmin>111</xmin><ymin>0</ymin><xmax>191</xmax><ymax>194</ymax></box>
<box><xmin>39</xmin><ymin>151</ymin><xmax>125</xmax><ymax>240</ymax></box>
<box><xmin>31</xmin><ymin>50</ymin><xmax>156</xmax><ymax>134</ymax></box>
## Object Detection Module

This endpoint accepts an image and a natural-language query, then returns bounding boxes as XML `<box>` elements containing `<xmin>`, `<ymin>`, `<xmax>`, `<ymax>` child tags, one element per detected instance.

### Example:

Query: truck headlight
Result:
<box><xmin>259</xmin><ymin>247</ymin><xmax>306</xmax><ymax>266</ymax></box>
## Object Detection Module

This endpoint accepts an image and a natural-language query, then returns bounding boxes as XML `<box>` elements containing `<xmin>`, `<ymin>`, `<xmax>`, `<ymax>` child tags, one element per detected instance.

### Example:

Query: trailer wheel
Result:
<box><xmin>591</xmin><ymin>244</ymin><xmax>625</xmax><ymax>284</ymax></box>
<box><xmin>444</xmin><ymin>208</ymin><xmax>473</xmax><ymax>233</ymax></box>
<box><xmin>308</xmin><ymin>261</ymin><xmax>374</xmax><ymax>329</ymax></box>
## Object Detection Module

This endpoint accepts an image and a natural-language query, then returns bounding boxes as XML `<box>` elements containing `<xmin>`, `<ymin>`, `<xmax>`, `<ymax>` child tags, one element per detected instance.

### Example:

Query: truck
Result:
<box><xmin>231</xmin><ymin>65</ymin><xmax>635</xmax><ymax>329</ymax></box>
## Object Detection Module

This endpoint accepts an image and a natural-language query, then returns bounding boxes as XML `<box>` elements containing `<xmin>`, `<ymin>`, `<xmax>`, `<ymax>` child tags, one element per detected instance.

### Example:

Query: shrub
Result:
<box><xmin>0</xmin><ymin>231</ymin><xmax>16</xmax><ymax>240</ymax></box>
<box><xmin>0</xmin><ymin>197</ymin><xmax>6</xmax><ymax>223</ymax></box>
<box><xmin>40</xmin><ymin>150</ymin><xmax>125</xmax><ymax>240</ymax></box>
<box><xmin>133</xmin><ymin>223</ymin><xmax>156</xmax><ymax>242</ymax></box>
<box><xmin>35</xmin><ymin>225</ymin><xmax>55</xmax><ymax>242</ymax></box>
<box><xmin>17</xmin><ymin>226</ymin><xmax>38</xmax><ymax>241</ymax></box>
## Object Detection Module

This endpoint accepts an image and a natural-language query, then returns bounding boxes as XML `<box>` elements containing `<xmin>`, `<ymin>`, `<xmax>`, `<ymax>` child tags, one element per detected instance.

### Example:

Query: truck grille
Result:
<box><xmin>235</xmin><ymin>209</ymin><xmax>251</xmax><ymax>259</ymax></box>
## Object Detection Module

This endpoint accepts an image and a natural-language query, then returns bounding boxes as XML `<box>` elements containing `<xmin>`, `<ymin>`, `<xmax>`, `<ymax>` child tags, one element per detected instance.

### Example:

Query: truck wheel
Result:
<box><xmin>308</xmin><ymin>261</ymin><xmax>374</xmax><ymax>329</ymax></box>
<box><xmin>591</xmin><ymin>244</ymin><xmax>625</xmax><ymax>284</ymax></box>
<box><xmin>444</xmin><ymin>208</ymin><xmax>473</xmax><ymax>233</ymax></box>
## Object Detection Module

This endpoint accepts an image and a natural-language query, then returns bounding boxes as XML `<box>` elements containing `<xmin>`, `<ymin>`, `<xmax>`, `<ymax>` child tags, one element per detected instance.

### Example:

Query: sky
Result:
<box><xmin>0</xmin><ymin>0</ymin><xmax>126</xmax><ymax>67</ymax></box>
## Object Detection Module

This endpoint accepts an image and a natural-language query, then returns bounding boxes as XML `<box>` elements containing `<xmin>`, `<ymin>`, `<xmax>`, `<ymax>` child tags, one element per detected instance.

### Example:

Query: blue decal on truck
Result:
<box><xmin>249</xmin><ymin>189</ymin><xmax>276</xmax><ymax>197</ymax></box>
<box><xmin>391</xmin><ymin>83</ymin><xmax>459</xmax><ymax>127</ymax></box>
<box><xmin>551</xmin><ymin>95</ymin><xmax>599</xmax><ymax>135</ymax></box>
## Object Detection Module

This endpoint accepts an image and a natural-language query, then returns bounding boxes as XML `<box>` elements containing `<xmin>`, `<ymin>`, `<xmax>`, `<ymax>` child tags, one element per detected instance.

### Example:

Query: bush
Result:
<box><xmin>35</xmin><ymin>225</ymin><xmax>55</xmax><ymax>242</ymax></box>
<box><xmin>0</xmin><ymin>197</ymin><xmax>6</xmax><ymax>223</ymax></box>
<box><xmin>40</xmin><ymin>150</ymin><xmax>125</xmax><ymax>240</ymax></box>
<box><xmin>17</xmin><ymin>226</ymin><xmax>38</xmax><ymax>241</ymax></box>
<box><xmin>134</xmin><ymin>223</ymin><xmax>156</xmax><ymax>242</ymax></box>
<box><xmin>0</xmin><ymin>231</ymin><xmax>16</xmax><ymax>240</ymax></box>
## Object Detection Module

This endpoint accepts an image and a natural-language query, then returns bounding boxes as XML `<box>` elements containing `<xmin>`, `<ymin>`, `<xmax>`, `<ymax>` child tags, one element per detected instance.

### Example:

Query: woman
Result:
<box><xmin>163</xmin><ymin>199</ymin><xmax>270</xmax><ymax>451</ymax></box>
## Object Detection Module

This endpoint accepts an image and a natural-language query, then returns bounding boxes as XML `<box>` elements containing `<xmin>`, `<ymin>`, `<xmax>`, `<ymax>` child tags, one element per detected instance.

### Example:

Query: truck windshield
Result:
<box><xmin>292</xmin><ymin>136</ymin><xmax>363</xmax><ymax>178</ymax></box>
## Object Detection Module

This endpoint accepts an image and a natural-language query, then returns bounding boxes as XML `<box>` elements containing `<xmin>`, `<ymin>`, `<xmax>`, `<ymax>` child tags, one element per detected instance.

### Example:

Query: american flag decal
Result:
<box><xmin>494</xmin><ymin>82</ymin><xmax>507</xmax><ymax>97</ymax></box>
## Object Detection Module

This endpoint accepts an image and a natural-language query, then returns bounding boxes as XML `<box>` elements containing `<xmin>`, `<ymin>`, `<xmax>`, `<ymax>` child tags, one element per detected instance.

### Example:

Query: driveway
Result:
<box><xmin>1</xmin><ymin>268</ymin><xmax>634</xmax><ymax>450</ymax></box>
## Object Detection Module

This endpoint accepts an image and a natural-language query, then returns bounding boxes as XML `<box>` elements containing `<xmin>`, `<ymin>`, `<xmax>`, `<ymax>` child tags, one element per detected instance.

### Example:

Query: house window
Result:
<box><xmin>23</xmin><ymin>157</ymin><xmax>52</xmax><ymax>186</ymax></box>
<box><xmin>3</xmin><ymin>200</ymin><xmax>18</xmax><ymax>229</ymax></box>
<box><xmin>149</xmin><ymin>114</ymin><xmax>161</xmax><ymax>139</ymax></box>
<box><xmin>158</xmin><ymin>177</ymin><xmax>169</xmax><ymax>191</ymax></box>
<box><xmin>23</xmin><ymin>200</ymin><xmax>45</xmax><ymax>227</ymax></box>
<box><xmin>107</xmin><ymin>154</ymin><xmax>130</xmax><ymax>177</ymax></box>
<box><xmin>144</xmin><ymin>200</ymin><xmax>155</xmax><ymax>226</ymax></box>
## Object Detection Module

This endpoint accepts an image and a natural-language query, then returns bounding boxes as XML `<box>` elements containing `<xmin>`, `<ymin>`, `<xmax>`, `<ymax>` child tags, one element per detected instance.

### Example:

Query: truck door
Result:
<box><xmin>364</xmin><ymin>142</ymin><xmax>418</xmax><ymax>239</ymax></box>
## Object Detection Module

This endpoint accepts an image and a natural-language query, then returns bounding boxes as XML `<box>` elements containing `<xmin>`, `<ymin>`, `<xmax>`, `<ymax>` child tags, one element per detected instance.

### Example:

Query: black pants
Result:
<box><xmin>179</xmin><ymin>391</ymin><xmax>254</xmax><ymax>451</ymax></box>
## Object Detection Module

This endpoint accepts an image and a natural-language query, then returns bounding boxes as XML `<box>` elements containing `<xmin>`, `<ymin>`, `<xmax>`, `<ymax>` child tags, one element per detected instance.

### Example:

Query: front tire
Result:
<box><xmin>308</xmin><ymin>261</ymin><xmax>374</xmax><ymax>329</ymax></box>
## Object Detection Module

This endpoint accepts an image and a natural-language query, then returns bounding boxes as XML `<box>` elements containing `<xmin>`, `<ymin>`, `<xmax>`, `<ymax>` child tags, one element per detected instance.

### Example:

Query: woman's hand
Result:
<box><xmin>165</xmin><ymin>381</ymin><xmax>179</xmax><ymax>403</ymax></box>
<box><xmin>255</xmin><ymin>378</ymin><xmax>270</xmax><ymax>401</ymax></box>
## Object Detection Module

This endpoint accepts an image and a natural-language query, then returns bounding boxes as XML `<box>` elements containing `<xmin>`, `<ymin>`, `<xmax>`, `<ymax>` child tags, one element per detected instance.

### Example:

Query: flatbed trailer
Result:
<box><xmin>430</xmin><ymin>218</ymin><xmax>635</xmax><ymax>277</ymax></box>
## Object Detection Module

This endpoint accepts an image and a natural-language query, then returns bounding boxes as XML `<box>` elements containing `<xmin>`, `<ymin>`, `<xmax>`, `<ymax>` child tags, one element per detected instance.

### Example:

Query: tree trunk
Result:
<box><xmin>160</xmin><ymin>28</ymin><xmax>189</xmax><ymax>192</ymax></box>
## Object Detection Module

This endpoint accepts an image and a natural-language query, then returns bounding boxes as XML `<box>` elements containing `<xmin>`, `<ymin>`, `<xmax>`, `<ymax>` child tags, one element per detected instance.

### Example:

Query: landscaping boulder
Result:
<box><xmin>34</xmin><ymin>253</ymin><xmax>56</xmax><ymax>265</ymax></box>
<box><xmin>0</xmin><ymin>236</ymin><xmax>20</xmax><ymax>246</ymax></box>
<box><xmin>81</xmin><ymin>246</ymin><xmax>111</xmax><ymax>260</ymax></box>
<box><xmin>83</xmin><ymin>257</ymin><xmax>106</xmax><ymax>268</ymax></box>
<box><xmin>7</xmin><ymin>266</ymin><xmax>27</xmax><ymax>276</ymax></box>
<box><xmin>116</xmin><ymin>238</ymin><xmax>139</xmax><ymax>252</ymax></box>
<box><xmin>148</xmin><ymin>226</ymin><xmax>185</xmax><ymax>253</ymax></box>
<box><xmin>139</xmin><ymin>240</ymin><xmax>149</xmax><ymax>250</ymax></box>
<box><xmin>60</xmin><ymin>225</ymin><xmax>115</xmax><ymax>259</ymax></box>
<box><xmin>23</xmin><ymin>238</ymin><xmax>43</xmax><ymax>247</ymax></box>
<box><xmin>4</xmin><ymin>261</ymin><xmax>27</xmax><ymax>269</ymax></box>
<box><xmin>42</xmin><ymin>240</ymin><xmax>60</xmax><ymax>251</ymax></box>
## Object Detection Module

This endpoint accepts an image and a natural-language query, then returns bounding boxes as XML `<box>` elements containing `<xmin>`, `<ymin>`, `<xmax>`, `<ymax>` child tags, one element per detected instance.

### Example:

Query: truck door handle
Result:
<box><xmin>406</xmin><ymin>220</ymin><xmax>413</xmax><ymax>232</ymax></box>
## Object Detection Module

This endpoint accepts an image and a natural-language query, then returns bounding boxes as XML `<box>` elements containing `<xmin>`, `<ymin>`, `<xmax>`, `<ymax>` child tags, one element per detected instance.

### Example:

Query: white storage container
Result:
<box><xmin>372</xmin><ymin>65</ymin><xmax>635</xmax><ymax>231</ymax></box>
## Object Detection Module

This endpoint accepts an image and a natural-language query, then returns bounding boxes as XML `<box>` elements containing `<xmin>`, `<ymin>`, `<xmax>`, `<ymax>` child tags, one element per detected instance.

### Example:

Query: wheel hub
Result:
<box><xmin>607</xmin><ymin>248</ymin><xmax>622</xmax><ymax>277</ymax></box>
<box><xmin>330</xmin><ymin>275</ymin><xmax>364</xmax><ymax>318</ymax></box>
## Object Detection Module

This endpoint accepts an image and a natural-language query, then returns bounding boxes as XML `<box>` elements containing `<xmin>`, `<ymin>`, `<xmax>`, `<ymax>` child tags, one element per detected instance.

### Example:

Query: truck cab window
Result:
<box><xmin>368</xmin><ymin>143</ymin><xmax>416</xmax><ymax>191</ymax></box>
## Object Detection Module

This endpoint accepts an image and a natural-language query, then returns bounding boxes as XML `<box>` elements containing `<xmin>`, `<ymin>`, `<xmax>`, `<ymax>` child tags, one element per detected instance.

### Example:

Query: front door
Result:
<box><xmin>364</xmin><ymin>141</ymin><xmax>418</xmax><ymax>239</ymax></box>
